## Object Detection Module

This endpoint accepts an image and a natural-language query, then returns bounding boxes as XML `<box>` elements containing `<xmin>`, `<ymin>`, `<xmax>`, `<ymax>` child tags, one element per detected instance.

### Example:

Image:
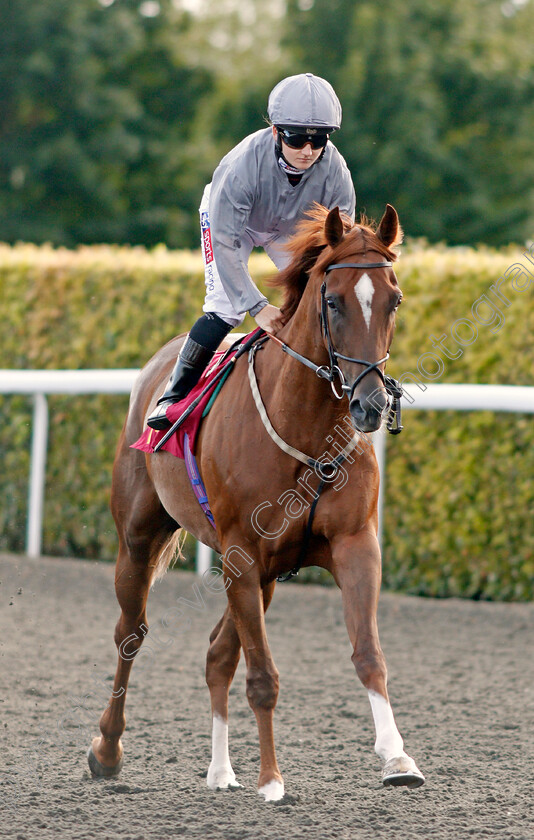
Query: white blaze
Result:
<box><xmin>354</xmin><ymin>273</ymin><xmax>375</xmax><ymax>329</ymax></box>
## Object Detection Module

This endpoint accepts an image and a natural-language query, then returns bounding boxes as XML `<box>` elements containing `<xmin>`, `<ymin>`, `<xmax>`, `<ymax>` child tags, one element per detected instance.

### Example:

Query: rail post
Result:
<box><xmin>373</xmin><ymin>430</ymin><xmax>386</xmax><ymax>550</ymax></box>
<box><xmin>26</xmin><ymin>393</ymin><xmax>49</xmax><ymax>558</ymax></box>
<box><xmin>196</xmin><ymin>542</ymin><xmax>213</xmax><ymax>576</ymax></box>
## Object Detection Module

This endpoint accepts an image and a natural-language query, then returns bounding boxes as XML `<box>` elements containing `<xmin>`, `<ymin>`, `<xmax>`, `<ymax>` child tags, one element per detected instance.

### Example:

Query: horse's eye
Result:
<box><xmin>394</xmin><ymin>295</ymin><xmax>403</xmax><ymax>310</ymax></box>
<box><xmin>327</xmin><ymin>298</ymin><xmax>337</xmax><ymax>311</ymax></box>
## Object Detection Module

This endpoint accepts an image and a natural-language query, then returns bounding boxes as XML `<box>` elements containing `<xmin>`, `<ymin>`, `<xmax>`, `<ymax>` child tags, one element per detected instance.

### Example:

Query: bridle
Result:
<box><xmin>265</xmin><ymin>259</ymin><xmax>403</xmax><ymax>434</ymax></box>
<box><xmin>321</xmin><ymin>261</ymin><xmax>393</xmax><ymax>402</ymax></box>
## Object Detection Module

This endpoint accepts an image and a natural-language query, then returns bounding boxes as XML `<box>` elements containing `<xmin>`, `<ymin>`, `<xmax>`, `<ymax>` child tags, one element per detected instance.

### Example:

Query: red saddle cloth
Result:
<box><xmin>131</xmin><ymin>330</ymin><xmax>259</xmax><ymax>459</ymax></box>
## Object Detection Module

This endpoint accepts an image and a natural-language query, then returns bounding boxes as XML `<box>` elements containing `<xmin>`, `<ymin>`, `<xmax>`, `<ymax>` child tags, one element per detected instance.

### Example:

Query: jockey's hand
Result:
<box><xmin>254</xmin><ymin>304</ymin><xmax>282</xmax><ymax>334</ymax></box>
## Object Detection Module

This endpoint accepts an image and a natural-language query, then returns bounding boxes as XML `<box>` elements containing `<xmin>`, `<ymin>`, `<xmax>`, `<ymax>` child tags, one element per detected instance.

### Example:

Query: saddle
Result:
<box><xmin>131</xmin><ymin>330</ymin><xmax>264</xmax><ymax>531</ymax></box>
<box><xmin>132</xmin><ymin>328</ymin><xmax>262</xmax><ymax>460</ymax></box>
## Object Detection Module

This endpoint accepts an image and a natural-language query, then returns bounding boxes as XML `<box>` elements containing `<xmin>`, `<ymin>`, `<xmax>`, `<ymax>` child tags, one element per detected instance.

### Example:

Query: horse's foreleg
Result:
<box><xmin>205</xmin><ymin>582</ymin><xmax>276</xmax><ymax>793</ymax></box>
<box><xmin>225</xmin><ymin>575</ymin><xmax>283</xmax><ymax>801</ymax></box>
<box><xmin>205</xmin><ymin>606</ymin><xmax>242</xmax><ymax>790</ymax></box>
<box><xmin>331</xmin><ymin>530</ymin><xmax>425</xmax><ymax>789</ymax></box>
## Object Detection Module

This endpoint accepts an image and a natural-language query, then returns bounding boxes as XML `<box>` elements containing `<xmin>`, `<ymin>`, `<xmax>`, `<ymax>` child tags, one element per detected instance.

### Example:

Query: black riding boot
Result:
<box><xmin>147</xmin><ymin>314</ymin><xmax>232</xmax><ymax>430</ymax></box>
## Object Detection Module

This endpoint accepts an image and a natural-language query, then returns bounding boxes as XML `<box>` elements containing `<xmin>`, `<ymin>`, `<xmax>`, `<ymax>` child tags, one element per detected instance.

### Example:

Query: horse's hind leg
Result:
<box><xmin>331</xmin><ymin>529</ymin><xmax>425</xmax><ymax>789</ymax></box>
<box><xmin>205</xmin><ymin>581</ymin><xmax>275</xmax><ymax>792</ymax></box>
<box><xmin>88</xmin><ymin>473</ymin><xmax>177</xmax><ymax>778</ymax></box>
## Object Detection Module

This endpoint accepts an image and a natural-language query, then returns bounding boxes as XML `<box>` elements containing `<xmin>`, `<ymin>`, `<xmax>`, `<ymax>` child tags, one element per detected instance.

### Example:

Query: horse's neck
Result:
<box><xmin>257</xmin><ymin>285</ymin><xmax>345</xmax><ymax>447</ymax></box>
<box><xmin>278</xmin><ymin>291</ymin><xmax>329</xmax><ymax>378</ymax></box>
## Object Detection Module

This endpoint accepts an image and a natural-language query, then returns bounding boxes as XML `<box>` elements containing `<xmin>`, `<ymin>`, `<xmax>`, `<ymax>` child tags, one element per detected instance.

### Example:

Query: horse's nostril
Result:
<box><xmin>355</xmin><ymin>391</ymin><xmax>388</xmax><ymax>416</ymax></box>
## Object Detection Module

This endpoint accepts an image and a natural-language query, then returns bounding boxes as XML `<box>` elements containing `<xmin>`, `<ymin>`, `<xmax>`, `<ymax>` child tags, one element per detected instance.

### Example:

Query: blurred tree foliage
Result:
<box><xmin>1</xmin><ymin>0</ymin><xmax>533</xmax><ymax>247</ymax></box>
<box><xmin>284</xmin><ymin>0</ymin><xmax>534</xmax><ymax>245</ymax></box>
<box><xmin>0</xmin><ymin>0</ymin><xmax>216</xmax><ymax>247</ymax></box>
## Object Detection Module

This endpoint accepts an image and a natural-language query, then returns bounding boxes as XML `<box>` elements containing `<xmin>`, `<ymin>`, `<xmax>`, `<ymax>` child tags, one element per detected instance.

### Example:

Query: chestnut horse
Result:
<box><xmin>88</xmin><ymin>204</ymin><xmax>425</xmax><ymax>799</ymax></box>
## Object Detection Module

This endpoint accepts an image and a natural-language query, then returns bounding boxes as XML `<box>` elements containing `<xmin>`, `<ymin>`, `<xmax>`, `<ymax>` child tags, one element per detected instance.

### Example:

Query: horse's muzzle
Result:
<box><xmin>349</xmin><ymin>390</ymin><xmax>388</xmax><ymax>433</ymax></box>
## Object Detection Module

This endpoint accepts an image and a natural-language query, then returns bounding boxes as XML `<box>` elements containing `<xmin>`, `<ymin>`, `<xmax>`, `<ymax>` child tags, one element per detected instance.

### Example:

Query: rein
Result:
<box><xmin>248</xmin><ymin>338</ymin><xmax>361</xmax><ymax>475</ymax></box>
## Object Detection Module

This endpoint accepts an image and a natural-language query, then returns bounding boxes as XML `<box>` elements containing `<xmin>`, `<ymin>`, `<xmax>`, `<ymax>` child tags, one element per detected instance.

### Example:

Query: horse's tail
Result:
<box><xmin>150</xmin><ymin>528</ymin><xmax>187</xmax><ymax>586</ymax></box>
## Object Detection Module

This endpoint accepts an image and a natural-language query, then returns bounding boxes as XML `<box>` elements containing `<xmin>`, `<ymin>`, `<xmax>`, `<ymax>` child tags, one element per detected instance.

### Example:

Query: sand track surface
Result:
<box><xmin>1</xmin><ymin>553</ymin><xmax>532</xmax><ymax>840</ymax></box>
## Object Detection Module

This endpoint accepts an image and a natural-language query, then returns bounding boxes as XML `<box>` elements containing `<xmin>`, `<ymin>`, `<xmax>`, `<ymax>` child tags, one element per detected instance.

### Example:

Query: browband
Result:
<box><xmin>325</xmin><ymin>261</ymin><xmax>393</xmax><ymax>272</ymax></box>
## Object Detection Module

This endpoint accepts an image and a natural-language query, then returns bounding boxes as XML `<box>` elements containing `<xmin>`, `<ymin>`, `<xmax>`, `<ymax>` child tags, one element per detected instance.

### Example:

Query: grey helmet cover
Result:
<box><xmin>268</xmin><ymin>73</ymin><xmax>342</xmax><ymax>133</ymax></box>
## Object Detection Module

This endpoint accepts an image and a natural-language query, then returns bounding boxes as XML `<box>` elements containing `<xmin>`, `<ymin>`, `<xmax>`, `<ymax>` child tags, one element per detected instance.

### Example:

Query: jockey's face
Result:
<box><xmin>272</xmin><ymin>127</ymin><xmax>324</xmax><ymax>171</ymax></box>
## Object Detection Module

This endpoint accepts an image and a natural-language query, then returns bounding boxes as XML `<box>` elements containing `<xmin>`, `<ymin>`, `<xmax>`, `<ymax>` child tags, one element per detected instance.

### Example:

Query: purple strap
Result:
<box><xmin>183</xmin><ymin>433</ymin><xmax>216</xmax><ymax>529</ymax></box>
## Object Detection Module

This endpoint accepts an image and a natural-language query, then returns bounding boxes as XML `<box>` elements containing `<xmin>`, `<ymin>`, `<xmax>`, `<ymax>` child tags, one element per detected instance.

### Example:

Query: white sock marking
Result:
<box><xmin>258</xmin><ymin>779</ymin><xmax>285</xmax><ymax>801</ymax></box>
<box><xmin>354</xmin><ymin>273</ymin><xmax>375</xmax><ymax>329</ymax></box>
<box><xmin>367</xmin><ymin>690</ymin><xmax>407</xmax><ymax>762</ymax></box>
<box><xmin>207</xmin><ymin>714</ymin><xmax>240</xmax><ymax>789</ymax></box>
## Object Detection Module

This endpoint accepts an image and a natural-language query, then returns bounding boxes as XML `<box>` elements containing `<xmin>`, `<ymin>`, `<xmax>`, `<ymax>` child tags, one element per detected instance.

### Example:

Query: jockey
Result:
<box><xmin>147</xmin><ymin>72</ymin><xmax>356</xmax><ymax>430</ymax></box>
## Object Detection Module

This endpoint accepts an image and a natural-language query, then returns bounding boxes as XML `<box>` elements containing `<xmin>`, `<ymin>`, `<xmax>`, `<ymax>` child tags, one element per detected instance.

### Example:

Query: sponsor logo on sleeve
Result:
<box><xmin>201</xmin><ymin>212</ymin><xmax>214</xmax><ymax>264</ymax></box>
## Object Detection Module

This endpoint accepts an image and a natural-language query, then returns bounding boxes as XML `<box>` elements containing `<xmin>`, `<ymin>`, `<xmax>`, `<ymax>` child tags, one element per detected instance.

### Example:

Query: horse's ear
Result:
<box><xmin>377</xmin><ymin>204</ymin><xmax>403</xmax><ymax>248</ymax></box>
<box><xmin>325</xmin><ymin>206</ymin><xmax>345</xmax><ymax>248</ymax></box>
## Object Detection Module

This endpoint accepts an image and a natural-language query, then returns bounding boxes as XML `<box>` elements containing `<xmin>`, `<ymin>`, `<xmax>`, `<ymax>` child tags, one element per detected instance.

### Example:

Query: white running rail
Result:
<box><xmin>1</xmin><ymin>370</ymin><xmax>533</xmax><ymax>572</ymax></box>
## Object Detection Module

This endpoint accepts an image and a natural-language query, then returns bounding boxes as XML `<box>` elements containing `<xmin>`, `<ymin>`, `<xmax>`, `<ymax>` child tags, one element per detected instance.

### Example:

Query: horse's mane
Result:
<box><xmin>269</xmin><ymin>203</ymin><xmax>401</xmax><ymax>328</ymax></box>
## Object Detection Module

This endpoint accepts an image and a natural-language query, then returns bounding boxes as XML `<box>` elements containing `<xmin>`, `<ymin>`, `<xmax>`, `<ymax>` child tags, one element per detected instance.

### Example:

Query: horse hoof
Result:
<box><xmin>258</xmin><ymin>779</ymin><xmax>285</xmax><ymax>802</ymax></box>
<box><xmin>206</xmin><ymin>765</ymin><xmax>242</xmax><ymax>791</ymax></box>
<box><xmin>87</xmin><ymin>744</ymin><xmax>124</xmax><ymax>778</ymax></box>
<box><xmin>382</xmin><ymin>756</ymin><xmax>425</xmax><ymax>789</ymax></box>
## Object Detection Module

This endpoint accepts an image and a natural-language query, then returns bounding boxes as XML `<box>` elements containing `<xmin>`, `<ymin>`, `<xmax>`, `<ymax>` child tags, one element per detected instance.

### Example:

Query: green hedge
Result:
<box><xmin>383</xmin><ymin>243</ymin><xmax>534</xmax><ymax>600</ymax></box>
<box><xmin>0</xmin><ymin>242</ymin><xmax>533</xmax><ymax>599</ymax></box>
<box><xmin>0</xmin><ymin>244</ymin><xmax>268</xmax><ymax>566</ymax></box>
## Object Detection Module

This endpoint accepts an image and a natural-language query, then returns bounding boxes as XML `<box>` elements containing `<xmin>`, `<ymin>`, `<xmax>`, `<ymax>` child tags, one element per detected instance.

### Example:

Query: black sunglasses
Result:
<box><xmin>277</xmin><ymin>128</ymin><xmax>329</xmax><ymax>150</ymax></box>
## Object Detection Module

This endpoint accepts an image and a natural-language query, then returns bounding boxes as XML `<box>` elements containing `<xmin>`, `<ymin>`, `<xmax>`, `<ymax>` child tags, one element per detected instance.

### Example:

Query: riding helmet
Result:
<box><xmin>267</xmin><ymin>73</ymin><xmax>342</xmax><ymax>134</ymax></box>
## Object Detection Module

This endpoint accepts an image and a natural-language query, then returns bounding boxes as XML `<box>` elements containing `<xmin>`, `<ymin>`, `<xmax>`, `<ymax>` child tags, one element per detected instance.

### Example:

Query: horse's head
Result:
<box><xmin>313</xmin><ymin>205</ymin><xmax>403</xmax><ymax>432</ymax></box>
<box><xmin>271</xmin><ymin>203</ymin><xmax>403</xmax><ymax>433</ymax></box>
